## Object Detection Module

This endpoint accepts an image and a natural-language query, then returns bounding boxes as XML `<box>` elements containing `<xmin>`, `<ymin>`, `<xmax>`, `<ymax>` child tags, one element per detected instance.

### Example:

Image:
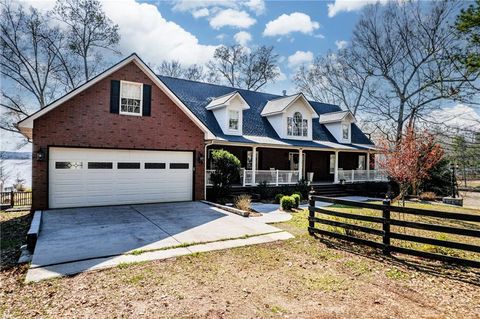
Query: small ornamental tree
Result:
<box><xmin>210</xmin><ymin>149</ymin><xmax>241</xmax><ymax>201</ymax></box>
<box><xmin>378</xmin><ymin>126</ymin><xmax>444</xmax><ymax>205</ymax></box>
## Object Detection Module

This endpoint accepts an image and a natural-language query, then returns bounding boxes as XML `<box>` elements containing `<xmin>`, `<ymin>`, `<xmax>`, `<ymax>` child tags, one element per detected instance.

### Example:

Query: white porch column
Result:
<box><xmin>334</xmin><ymin>151</ymin><xmax>339</xmax><ymax>183</ymax></box>
<box><xmin>366</xmin><ymin>152</ymin><xmax>371</xmax><ymax>180</ymax></box>
<box><xmin>252</xmin><ymin>146</ymin><xmax>257</xmax><ymax>185</ymax></box>
<box><xmin>298</xmin><ymin>148</ymin><xmax>303</xmax><ymax>181</ymax></box>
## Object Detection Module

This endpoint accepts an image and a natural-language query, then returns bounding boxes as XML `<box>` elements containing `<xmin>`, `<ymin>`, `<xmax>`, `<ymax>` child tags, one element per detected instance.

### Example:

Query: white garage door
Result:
<box><xmin>49</xmin><ymin>147</ymin><xmax>193</xmax><ymax>208</ymax></box>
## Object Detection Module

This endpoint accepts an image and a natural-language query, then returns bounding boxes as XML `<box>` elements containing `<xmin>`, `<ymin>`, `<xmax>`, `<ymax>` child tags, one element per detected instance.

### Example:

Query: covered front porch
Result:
<box><xmin>205</xmin><ymin>143</ymin><xmax>387</xmax><ymax>187</ymax></box>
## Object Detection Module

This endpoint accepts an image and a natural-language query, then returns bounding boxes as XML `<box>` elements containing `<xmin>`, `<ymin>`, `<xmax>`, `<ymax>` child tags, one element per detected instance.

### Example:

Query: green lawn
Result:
<box><xmin>313</xmin><ymin>201</ymin><xmax>480</xmax><ymax>262</ymax></box>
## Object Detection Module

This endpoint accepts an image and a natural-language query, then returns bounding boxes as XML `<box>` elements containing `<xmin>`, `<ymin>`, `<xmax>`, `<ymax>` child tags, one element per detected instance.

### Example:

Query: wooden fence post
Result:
<box><xmin>308</xmin><ymin>191</ymin><xmax>315</xmax><ymax>235</ymax></box>
<box><xmin>382</xmin><ymin>199</ymin><xmax>391</xmax><ymax>255</ymax></box>
<box><xmin>10</xmin><ymin>191</ymin><xmax>14</xmax><ymax>208</ymax></box>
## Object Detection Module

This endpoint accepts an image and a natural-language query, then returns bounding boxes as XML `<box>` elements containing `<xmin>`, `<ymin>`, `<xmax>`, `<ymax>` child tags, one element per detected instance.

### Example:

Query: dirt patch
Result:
<box><xmin>1</xmin><ymin>210</ymin><xmax>480</xmax><ymax>318</ymax></box>
<box><xmin>0</xmin><ymin>210</ymin><xmax>32</xmax><ymax>269</ymax></box>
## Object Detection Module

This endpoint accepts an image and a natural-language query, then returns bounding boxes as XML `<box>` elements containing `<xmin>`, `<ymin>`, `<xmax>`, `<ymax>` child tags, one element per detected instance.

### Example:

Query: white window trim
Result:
<box><xmin>287</xmin><ymin>112</ymin><xmax>308</xmax><ymax>137</ymax></box>
<box><xmin>228</xmin><ymin>109</ymin><xmax>240</xmax><ymax>131</ymax></box>
<box><xmin>119</xmin><ymin>80</ymin><xmax>143</xmax><ymax>116</ymax></box>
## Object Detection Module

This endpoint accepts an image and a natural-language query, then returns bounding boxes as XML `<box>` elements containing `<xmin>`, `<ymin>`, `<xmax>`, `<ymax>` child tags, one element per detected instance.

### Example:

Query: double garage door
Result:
<box><xmin>49</xmin><ymin>147</ymin><xmax>193</xmax><ymax>208</ymax></box>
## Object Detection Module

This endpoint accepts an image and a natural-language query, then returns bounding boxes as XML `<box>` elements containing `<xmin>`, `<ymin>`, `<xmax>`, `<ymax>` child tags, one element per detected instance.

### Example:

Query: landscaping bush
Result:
<box><xmin>234</xmin><ymin>194</ymin><xmax>251</xmax><ymax>211</ymax></box>
<box><xmin>419</xmin><ymin>192</ymin><xmax>437</xmax><ymax>201</ymax></box>
<box><xmin>292</xmin><ymin>191</ymin><xmax>302</xmax><ymax>200</ymax></box>
<box><xmin>280</xmin><ymin>195</ymin><xmax>296</xmax><ymax>211</ymax></box>
<box><xmin>294</xmin><ymin>179</ymin><xmax>309</xmax><ymax>199</ymax></box>
<box><xmin>291</xmin><ymin>193</ymin><xmax>301</xmax><ymax>208</ymax></box>
<box><xmin>275</xmin><ymin>193</ymin><xmax>284</xmax><ymax>203</ymax></box>
<box><xmin>210</xmin><ymin>149</ymin><xmax>241</xmax><ymax>201</ymax></box>
<box><xmin>257</xmin><ymin>181</ymin><xmax>276</xmax><ymax>199</ymax></box>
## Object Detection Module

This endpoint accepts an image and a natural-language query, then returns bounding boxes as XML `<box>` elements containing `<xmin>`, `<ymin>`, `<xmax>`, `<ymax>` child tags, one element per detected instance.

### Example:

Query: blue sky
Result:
<box><xmin>4</xmin><ymin>0</ymin><xmax>479</xmax><ymax>155</ymax></box>
<box><xmin>148</xmin><ymin>0</ymin><xmax>361</xmax><ymax>94</ymax></box>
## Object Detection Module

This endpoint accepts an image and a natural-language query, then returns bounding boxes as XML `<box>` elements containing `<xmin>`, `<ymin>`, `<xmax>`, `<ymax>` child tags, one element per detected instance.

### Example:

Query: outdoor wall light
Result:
<box><xmin>36</xmin><ymin>148</ymin><xmax>46</xmax><ymax>161</ymax></box>
<box><xmin>197</xmin><ymin>152</ymin><xmax>204</xmax><ymax>164</ymax></box>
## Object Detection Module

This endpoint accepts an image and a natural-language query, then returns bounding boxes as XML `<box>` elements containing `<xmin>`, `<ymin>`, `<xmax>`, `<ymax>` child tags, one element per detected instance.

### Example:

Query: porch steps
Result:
<box><xmin>311</xmin><ymin>184</ymin><xmax>350</xmax><ymax>197</ymax></box>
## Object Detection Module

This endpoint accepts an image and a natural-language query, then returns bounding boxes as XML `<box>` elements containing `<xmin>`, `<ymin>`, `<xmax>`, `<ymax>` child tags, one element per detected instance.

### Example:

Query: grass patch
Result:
<box><xmin>385</xmin><ymin>267</ymin><xmax>409</xmax><ymax>280</ymax></box>
<box><xmin>311</xmin><ymin>201</ymin><xmax>480</xmax><ymax>261</ymax></box>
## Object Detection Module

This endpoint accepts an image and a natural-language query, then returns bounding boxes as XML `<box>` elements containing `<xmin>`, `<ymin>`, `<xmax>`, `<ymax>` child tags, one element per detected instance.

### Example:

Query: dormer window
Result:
<box><xmin>342</xmin><ymin>123</ymin><xmax>349</xmax><ymax>140</ymax></box>
<box><xmin>229</xmin><ymin>110</ymin><xmax>239</xmax><ymax>130</ymax></box>
<box><xmin>287</xmin><ymin>112</ymin><xmax>308</xmax><ymax>137</ymax></box>
<box><xmin>120</xmin><ymin>81</ymin><xmax>142</xmax><ymax>116</ymax></box>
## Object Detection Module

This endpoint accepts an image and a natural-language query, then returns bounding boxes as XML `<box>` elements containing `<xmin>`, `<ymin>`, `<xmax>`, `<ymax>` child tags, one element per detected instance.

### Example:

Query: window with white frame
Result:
<box><xmin>120</xmin><ymin>81</ymin><xmax>142</xmax><ymax>115</ymax></box>
<box><xmin>229</xmin><ymin>110</ymin><xmax>239</xmax><ymax>130</ymax></box>
<box><xmin>342</xmin><ymin>123</ymin><xmax>349</xmax><ymax>140</ymax></box>
<box><xmin>287</xmin><ymin>112</ymin><xmax>308</xmax><ymax>137</ymax></box>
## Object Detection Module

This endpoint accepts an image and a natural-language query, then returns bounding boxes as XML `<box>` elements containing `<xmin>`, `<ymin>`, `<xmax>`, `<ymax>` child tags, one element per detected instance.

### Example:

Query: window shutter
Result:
<box><xmin>142</xmin><ymin>84</ymin><xmax>152</xmax><ymax>116</ymax></box>
<box><xmin>110</xmin><ymin>80</ymin><xmax>120</xmax><ymax>114</ymax></box>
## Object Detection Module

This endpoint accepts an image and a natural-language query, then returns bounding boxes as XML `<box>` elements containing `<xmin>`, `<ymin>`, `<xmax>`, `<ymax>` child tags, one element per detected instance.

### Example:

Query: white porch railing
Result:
<box><xmin>206</xmin><ymin>168</ymin><xmax>388</xmax><ymax>186</ymax></box>
<box><xmin>338</xmin><ymin>169</ymin><xmax>388</xmax><ymax>183</ymax></box>
<box><xmin>206</xmin><ymin>169</ymin><xmax>300</xmax><ymax>186</ymax></box>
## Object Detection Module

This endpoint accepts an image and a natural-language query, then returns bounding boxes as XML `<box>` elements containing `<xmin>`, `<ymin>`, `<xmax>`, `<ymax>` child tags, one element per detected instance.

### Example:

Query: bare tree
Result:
<box><xmin>294</xmin><ymin>50</ymin><xmax>371</xmax><ymax>116</ymax></box>
<box><xmin>157</xmin><ymin>60</ymin><xmax>184</xmax><ymax>78</ymax></box>
<box><xmin>52</xmin><ymin>0</ymin><xmax>120</xmax><ymax>81</ymax></box>
<box><xmin>1</xmin><ymin>3</ymin><xmax>58</xmax><ymax>109</ymax></box>
<box><xmin>207</xmin><ymin>45</ymin><xmax>279</xmax><ymax>91</ymax></box>
<box><xmin>350</xmin><ymin>1</ymin><xmax>478</xmax><ymax>142</ymax></box>
<box><xmin>156</xmin><ymin>60</ymin><xmax>215</xmax><ymax>82</ymax></box>
<box><xmin>0</xmin><ymin>159</ymin><xmax>11</xmax><ymax>192</ymax></box>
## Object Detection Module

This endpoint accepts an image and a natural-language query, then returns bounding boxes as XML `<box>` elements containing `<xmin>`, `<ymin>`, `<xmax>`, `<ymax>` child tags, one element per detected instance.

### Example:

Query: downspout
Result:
<box><xmin>204</xmin><ymin>140</ymin><xmax>214</xmax><ymax>200</ymax></box>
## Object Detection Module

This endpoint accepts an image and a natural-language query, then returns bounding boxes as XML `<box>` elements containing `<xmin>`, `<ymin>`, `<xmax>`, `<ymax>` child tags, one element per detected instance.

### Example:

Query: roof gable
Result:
<box><xmin>17</xmin><ymin>54</ymin><xmax>215</xmax><ymax>140</ymax></box>
<box><xmin>205</xmin><ymin>91</ymin><xmax>250</xmax><ymax>110</ymax></box>
<box><xmin>319</xmin><ymin>110</ymin><xmax>356</xmax><ymax>124</ymax></box>
<box><xmin>260</xmin><ymin>93</ymin><xmax>319</xmax><ymax>118</ymax></box>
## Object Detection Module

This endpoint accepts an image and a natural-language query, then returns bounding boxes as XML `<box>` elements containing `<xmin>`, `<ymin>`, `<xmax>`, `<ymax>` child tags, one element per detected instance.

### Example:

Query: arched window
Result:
<box><xmin>287</xmin><ymin>112</ymin><xmax>308</xmax><ymax>137</ymax></box>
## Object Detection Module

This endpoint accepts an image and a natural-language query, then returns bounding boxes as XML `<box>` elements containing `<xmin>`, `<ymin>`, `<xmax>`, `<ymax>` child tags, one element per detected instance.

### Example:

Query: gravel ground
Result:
<box><xmin>1</xmin><ymin>210</ymin><xmax>480</xmax><ymax>318</ymax></box>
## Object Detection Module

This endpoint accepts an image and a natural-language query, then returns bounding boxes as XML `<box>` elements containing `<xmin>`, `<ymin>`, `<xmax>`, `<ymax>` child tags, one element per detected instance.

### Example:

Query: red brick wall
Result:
<box><xmin>32</xmin><ymin>62</ymin><xmax>205</xmax><ymax>210</ymax></box>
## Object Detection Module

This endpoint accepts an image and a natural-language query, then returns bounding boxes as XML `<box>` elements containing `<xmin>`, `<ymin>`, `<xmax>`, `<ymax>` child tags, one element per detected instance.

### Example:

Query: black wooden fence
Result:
<box><xmin>308</xmin><ymin>195</ymin><xmax>480</xmax><ymax>268</ymax></box>
<box><xmin>0</xmin><ymin>191</ymin><xmax>32</xmax><ymax>209</ymax></box>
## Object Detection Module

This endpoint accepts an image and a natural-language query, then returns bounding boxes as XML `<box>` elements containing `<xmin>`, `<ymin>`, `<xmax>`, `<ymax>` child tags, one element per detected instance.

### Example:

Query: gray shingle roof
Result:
<box><xmin>158</xmin><ymin>75</ymin><xmax>374</xmax><ymax>147</ymax></box>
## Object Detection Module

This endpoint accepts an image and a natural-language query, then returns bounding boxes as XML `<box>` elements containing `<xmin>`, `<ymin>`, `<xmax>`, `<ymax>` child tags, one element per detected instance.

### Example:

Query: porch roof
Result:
<box><xmin>158</xmin><ymin>75</ymin><xmax>374</xmax><ymax>146</ymax></box>
<box><xmin>210</xmin><ymin>135</ymin><xmax>378</xmax><ymax>151</ymax></box>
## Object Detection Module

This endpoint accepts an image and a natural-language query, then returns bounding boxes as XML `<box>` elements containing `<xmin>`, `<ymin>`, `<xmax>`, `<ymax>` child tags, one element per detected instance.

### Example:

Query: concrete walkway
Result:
<box><xmin>250</xmin><ymin>203</ymin><xmax>292</xmax><ymax>223</ymax></box>
<box><xmin>27</xmin><ymin>201</ymin><xmax>293</xmax><ymax>282</ymax></box>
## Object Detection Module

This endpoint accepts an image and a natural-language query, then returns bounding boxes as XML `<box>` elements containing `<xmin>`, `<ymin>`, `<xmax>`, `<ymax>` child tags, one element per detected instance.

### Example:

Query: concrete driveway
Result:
<box><xmin>29</xmin><ymin>201</ymin><xmax>291</xmax><ymax>280</ymax></box>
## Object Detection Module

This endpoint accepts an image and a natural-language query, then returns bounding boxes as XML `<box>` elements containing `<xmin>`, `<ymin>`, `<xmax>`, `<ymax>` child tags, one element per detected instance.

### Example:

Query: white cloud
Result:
<box><xmin>335</xmin><ymin>40</ymin><xmax>348</xmax><ymax>49</ymax></box>
<box><xmin>287</xmin><ymin>51</ymin><xmax>314</xmax><ymax>69</ymax></box>
<box><xmin>234</xmin><ymin>31</ymin><xmax>252</xmax><ymax>46</ymax></box>
<box><xmin>429</xmin><ymin>104</ymin><xmax>480</xmax><ymax>132</ymax></box>
<box><xmin>245</xmin><ymin>0</ymin><xmax>265</xmax><ymax>15</ymax></box>
<box><xmin>327</xmin><ymin>0</ymin><xmax>388</xmax><ymax>17</ymax></box>
<box><xmin>192</xmin><ymin>8</ymin><xmax>209</xmax><ymax>18</ymax></box>
<box><xmin>263</xmin><ymin>12</ymin><xmax>320</xmax><ymax>37</ymax></box>
<box><xmin>23</xmin><ymin>0</ymin><xmax>218</xmax><ymax>65</ymax></box>
<box><xmin>210</xmin><ymin>9</ymin><xmax>256</xmax><ymax>29</ymax></box>
<box><xmin>172</xmin><ymin>0</ymin><xmax>237</xmax><ymax>12</ymax></box>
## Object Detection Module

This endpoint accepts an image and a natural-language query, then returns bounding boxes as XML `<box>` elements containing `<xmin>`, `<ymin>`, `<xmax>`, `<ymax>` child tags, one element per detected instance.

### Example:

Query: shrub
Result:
<box><xmin>234</xmin><ymin>194</ymin><xmax>251</xmax><ymax>211</ymax></box>
<box><xmin>257</xmin><ymin>181</ymin><xmax>276</xmax><ymax>199</ymax></box>
<box><xmin>210</xmin><ymin>149</ymin><xmax>241</xmax><ymax>201</ymax></box>
<box><xmin>419</xmin><ymin>192</ymin><xmax>436</xmax><ymax>201</ymax></box>
<box><xmin>291</xmin><ymin>193</ymin><xmax>301</xmax><ymax>208</ymax></box>
<box><xmin>292</xmin><ymin>191</ymin><xmax>302</xmax><ymax>200</ymax></box>
<box><xmin>275</xmin><ymin>193</ymin><xmax>284</xmax><ymax>203</ymax></box>
<box><xmin>294</xmin><ymin>179</ymin><xmax>309</xmax><ymax>198</ymax></box>
<box><xmin>280</xmin><ymin>196</ymin><xmax>296</xmax><ymax>211</ymax></box>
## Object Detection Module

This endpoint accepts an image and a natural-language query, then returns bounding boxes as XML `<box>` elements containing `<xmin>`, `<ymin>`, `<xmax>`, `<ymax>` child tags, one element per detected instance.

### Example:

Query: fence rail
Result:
<box><xmin>338</xmin><ymin>169</ymin><xmax>388</xmax><ymax>183</ymax></box>
<box><xmin>0</xmin><ymin>191</ymin><xmax>32</xmax><ymax>208</ymax></box>
<box><xmin>308</xmin><ymin>195</ymin><xmax>480</xmax><ymax>268</ymax></box>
